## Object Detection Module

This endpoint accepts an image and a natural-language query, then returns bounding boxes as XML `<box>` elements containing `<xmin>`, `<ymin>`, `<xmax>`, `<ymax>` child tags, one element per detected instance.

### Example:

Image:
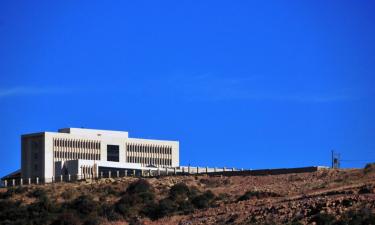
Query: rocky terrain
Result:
<box><xmin>1</xmin><ymin>164</ymin><xmax>375</xmax><ymax>225</ymax></box>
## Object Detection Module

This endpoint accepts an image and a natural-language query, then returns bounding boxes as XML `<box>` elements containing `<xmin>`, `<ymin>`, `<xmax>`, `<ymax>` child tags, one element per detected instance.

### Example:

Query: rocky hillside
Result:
<box><xmin>1</xmin><ymin>164</ymin><xmax>375</xmax><ymax>225</ymax></box>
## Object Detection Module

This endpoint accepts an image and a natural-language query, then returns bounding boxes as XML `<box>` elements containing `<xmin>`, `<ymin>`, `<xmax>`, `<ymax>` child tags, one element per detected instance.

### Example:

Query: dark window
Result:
<box><xmin>107</xmin><ymin>145</ymin><xmax>119</xmax><ymax>162</ymax></box>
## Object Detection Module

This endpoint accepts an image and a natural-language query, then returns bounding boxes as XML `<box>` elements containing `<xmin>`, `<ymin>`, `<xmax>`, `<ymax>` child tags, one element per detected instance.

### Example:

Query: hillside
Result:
<box><xmin>1</xmin><ymin>165</ymin><xmax>375</xmax><ymax>225</ymax></box>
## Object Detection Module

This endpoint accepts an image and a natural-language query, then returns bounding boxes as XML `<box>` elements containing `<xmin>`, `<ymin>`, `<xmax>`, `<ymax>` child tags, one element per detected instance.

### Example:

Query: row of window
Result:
<box><xmin>127</xmin><ymin>144</ymin><xmax>172</xmax><ymax>155</ymax></box>
<box><xmin>127</xmin><ymin>156</ymin><xmax>172</xmax><ymax>166</ymax></box>
<box><xmin>54</xmin><ymin>150</ymin><xmax>100</xmax><ymax>160</ymax></box>
<box><xmin>53</xmin><ymin>139</ymin><xmax>100</xmax><ymax>149</ymax></box>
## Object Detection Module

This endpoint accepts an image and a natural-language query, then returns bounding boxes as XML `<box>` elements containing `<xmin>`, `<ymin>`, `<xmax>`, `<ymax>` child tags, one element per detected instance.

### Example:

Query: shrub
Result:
<box><xmin>178</xmin><ymin>200</ymin><xmax>195</xmax><ymax>214</ymax></box>
<box><xmin>101</xmin><ymin>185</ymin><xmax>119</xmax><ymax>196</ymax></box>
<box><xmin>83</xmin><ymin>215</ymin><xmax>103</xmax><ymax>225</ymax></box>
<box><xmin>153</xmin><ymin>198</ymin><xmax>178</xmax><ymax>219</ymax></box>
<box><xmin>28</xmin><ymin>188</ymin><xmax>47</xmax><ymax>199</ymax></box>
<box><xmin>71</xmin><ymin>195</ymin><xmax>98</xmax><ymax>216</ymax></box>
<box><xmin>50</xmin><ymin>212</ymin><xmax>81</xmax><ymax>225</ymax></box>
<box><xmin>364</xmin><ymin>163</ymin><xmax>375</xmax><ymax>174</ymax></box>
<box><xmin>0</xmin><ymin>188</ymin><xmax>15</xmax><ymax>199</ymax></box>
<box><xmin>192</xmin><ymin>190</ymin><xmax>215</xmax><ymax>209</ymax></box>
<box><xmin>340</xmin><ymin>208</ymin><xmax>375</xmax><ymax>225</ymax></box>
<box><xmin>26</xmin><ymin>195</ymin><xmax>59</xmax><ymax>224</ymax></box>
<box><xmin>310</xmin><ymin>213</ymin><xmax>335</xmax><ymax>225</ymax></box>
<box><xmin>14</xmin><ymin>186</ymin><xmax>28</xmax><ymax>194</ymax></box>
<box><xmin>0</xmin><ymin>187</ymin><xmax>28</xmax><ymax>200</ymax></box>
<box><xmin>61</xmin><ymin>189</ymin><xmax>76</xmax><ymax>200</ymax></box>
<box><xmin>125</xmin><ymin>179</ymin><xmax>153</xmax><ymax>195</ymax></box>
<box><xmin>115</xmin><ymin>179</ymin><xmax>156</xmax><ymax>219</ymax></box>
<box><xmin>0</xmin><ymin>200</ymin><xmax>27</xmax><ymax>223</ymax></box>
<box><xmin>359</xmin><ymin>185</ymin><xmax>374</xmax><ymax>194</ymax></box>
<box><xmin>169</xmin><ymin>183</ymin><xmax>190</xmax><ymax>201</ymax></box>
<box><xmin>99</xmin><ymin>203</ymin><xmax>121</xmax><ymax>221</ymax></box>
<box><xmin>237</xmin><ymin>191</ymin><xmax>281</xmax><ymax>202</ymax></box>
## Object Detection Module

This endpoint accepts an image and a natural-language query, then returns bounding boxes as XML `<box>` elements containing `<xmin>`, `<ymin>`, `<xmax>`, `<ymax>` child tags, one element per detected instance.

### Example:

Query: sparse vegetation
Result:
<box><xmin>0</xmin><ymin>168</ymin><xmax>374</xmax><ymax>224</ymax></box>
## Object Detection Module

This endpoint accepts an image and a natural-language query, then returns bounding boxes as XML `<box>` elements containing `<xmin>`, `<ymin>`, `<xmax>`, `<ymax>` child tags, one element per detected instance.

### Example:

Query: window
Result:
<box><xmin>107</xmin><ymin>145</ymin><xmax>119</xmax><ymax>162</ymax></box>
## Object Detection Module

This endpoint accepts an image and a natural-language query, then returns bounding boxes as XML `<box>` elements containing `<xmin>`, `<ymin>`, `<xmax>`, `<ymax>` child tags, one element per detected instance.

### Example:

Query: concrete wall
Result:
<box><xmin>21</xmin><ymin>128</ymin><xmax>179</xmax><ymax>180</ymax></box>
<box><xmin>21</xmin><ymin>133</ymin><xmax>45</xmax><ymax>179</ymax></box>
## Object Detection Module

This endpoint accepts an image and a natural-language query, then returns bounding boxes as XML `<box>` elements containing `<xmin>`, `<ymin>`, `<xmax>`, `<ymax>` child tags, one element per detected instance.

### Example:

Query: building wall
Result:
<box><xmin>21</xmin><ymin>128</ymin><xmax>179</xmax><ymax>179</ymax></box>
<box><xmin>21</xmin><ymin>133</ymin><xmax>45</xmax><ymax>179</ymax></box>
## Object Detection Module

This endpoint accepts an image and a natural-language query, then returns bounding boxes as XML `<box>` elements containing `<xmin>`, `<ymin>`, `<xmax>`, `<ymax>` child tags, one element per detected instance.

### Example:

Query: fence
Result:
<box><xmin>1</xmin><ymin>166</ymin><xmax>325</xmax><ymax>188</ymax></box>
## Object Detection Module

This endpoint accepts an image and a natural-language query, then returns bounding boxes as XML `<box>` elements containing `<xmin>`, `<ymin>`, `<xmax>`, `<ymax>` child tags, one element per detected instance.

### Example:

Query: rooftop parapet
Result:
<box><xmin>58</xmin><ymin>128</ymin><xmax>129</xmax><ymax>138</ymax></box>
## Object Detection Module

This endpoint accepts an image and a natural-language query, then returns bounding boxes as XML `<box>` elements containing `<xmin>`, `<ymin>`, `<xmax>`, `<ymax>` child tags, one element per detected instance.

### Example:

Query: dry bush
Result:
<box><xmin>364</xmin><ymin>163</ymin><xmax>375</xmax><ymax>174</ymax></box>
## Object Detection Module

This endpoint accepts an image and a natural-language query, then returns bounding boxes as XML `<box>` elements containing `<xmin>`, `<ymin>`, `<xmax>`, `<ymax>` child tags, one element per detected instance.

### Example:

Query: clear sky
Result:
<box><xmin>1</xmin><ymin>1</ymin><xmax>375</xmax><ymax>176</ymax></box>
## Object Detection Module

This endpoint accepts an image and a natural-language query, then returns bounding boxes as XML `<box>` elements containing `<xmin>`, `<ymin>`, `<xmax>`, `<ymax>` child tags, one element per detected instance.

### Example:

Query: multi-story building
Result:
<box><xmin>20</xmin><ymin>128</ymin><xmax>179</xmax><ymax>182</ymax></box>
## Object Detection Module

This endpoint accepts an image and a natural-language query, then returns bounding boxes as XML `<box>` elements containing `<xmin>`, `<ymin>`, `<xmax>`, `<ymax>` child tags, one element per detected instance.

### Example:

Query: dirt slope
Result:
<box><xmin>1</xmin><ymin>167</ymin><xmax>375</xmax><ymax>225</ymax></box>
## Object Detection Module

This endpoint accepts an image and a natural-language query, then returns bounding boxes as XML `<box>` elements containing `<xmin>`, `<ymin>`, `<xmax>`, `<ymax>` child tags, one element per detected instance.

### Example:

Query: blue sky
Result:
<box><xmin>1</xmin><ymin>1</ymin><xmax>375</xmax><ymax>176</ymax></box>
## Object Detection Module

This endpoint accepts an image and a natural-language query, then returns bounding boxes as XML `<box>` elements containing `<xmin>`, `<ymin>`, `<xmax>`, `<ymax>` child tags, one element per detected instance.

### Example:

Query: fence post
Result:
<box><xmin>36</xmin><ymin>177</ymin><xmax>39</xmax><ymax>185</ymax></box>
<box><xmin>4</xmin><ymin>180</ymin><xmax>7</xmax><ymax>187</ymax></box>
<box><xmin>20</xmin><ymin>178</ymin><xmax>23</xmax><ymax>186</ymax></box>
<box><xmin>100</xmin><ymin>172</ymin><xmax>103</xmax><ymax>178</ymax></box>
<box><xmin>188</xmin><ymin>166</ymin><xmax>191</xmax><ymax>174</ymax></box>
<box><xmin>28</xmin><ymin>178</ymin><xmax>31</xmax><ymax>185</ymax></box>
<box><xmin>165</xmin><ymin>167</ymin><xmax>168</xmax><ymax>175</ymax></box>
<box><xmin>60</xmin><ymin>175</ymin><xmax>63</xmax><ymax>182</ymax></box>
<box><xmin>157</xmin><ymin>168</ymin><xmax>160</xmax><ymax>176</ymax></box>
<box><xmin>125</xmin><ymin>170</ymin><xmax>128</xmax><ymax>177</ymax></box>
<box><xmin>133</xmin><ymin>170</ymin><xmax>136</xmax><ymax>177</ymax></box>
<box><xmin>174</xmin><ymin>167</ymin><xmax>177</xmax><ymax>175</ymax></box>
<box><xmin>117</xmin><ymin>171</ymin><xmax>119</xmax><ymax>178</ymax></box>
<box><xmin>12</xmin><ymin>179</ymin><xmax>15</xmax><ymax>186</ymax></box>
<box><xmin>108</xmin><ymin>171</ymin><xmax>111</xmax><ymax>178</ymax></box>
<box><xmin>68</xmin><ymin>174</ymin><xmax>71</xmax><ymax>182</ymax></box>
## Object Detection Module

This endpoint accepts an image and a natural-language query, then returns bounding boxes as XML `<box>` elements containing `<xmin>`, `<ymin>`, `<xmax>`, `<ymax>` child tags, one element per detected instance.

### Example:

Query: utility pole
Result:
<box><xmin>331</xmin><ymin>150</ymin><xmax>340</xmax><ymax>169</ymax></box>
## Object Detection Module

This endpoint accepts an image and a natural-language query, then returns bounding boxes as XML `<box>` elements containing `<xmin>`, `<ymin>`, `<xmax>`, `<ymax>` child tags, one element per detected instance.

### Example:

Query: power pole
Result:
<box><xmin>331</xmin><ymin>150</ymin><xmax>340</xmax><ymax>169</ymax></box>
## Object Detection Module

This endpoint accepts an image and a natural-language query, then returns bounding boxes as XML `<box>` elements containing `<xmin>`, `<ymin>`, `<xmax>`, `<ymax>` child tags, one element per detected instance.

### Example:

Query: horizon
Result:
<box><xmin>1</xmin><ymin>1</ymin><xmax>375</xmax><ymax>176</ymax></box>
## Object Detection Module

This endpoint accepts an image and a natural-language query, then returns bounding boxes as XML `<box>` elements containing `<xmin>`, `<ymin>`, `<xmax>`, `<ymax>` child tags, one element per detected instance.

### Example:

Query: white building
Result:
<box><xmin>21</xmin><ymin>128</ymin><xmax>179</xmax><ymax>182</ymax></box>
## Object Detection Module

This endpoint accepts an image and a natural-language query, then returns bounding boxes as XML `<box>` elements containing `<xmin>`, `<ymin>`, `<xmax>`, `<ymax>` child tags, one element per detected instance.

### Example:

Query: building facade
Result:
<box><xmin>21</xmin><ymin>128</ymin><xmax>179</xmax><ymax>181</ymax></box>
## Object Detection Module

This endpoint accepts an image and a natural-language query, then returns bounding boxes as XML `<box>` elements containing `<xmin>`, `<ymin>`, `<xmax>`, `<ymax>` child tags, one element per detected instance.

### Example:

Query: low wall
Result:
<box><xmin>207</xmin><ymin>166</ymin><xmax>325</xmax><ymax>176</ymax></box>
